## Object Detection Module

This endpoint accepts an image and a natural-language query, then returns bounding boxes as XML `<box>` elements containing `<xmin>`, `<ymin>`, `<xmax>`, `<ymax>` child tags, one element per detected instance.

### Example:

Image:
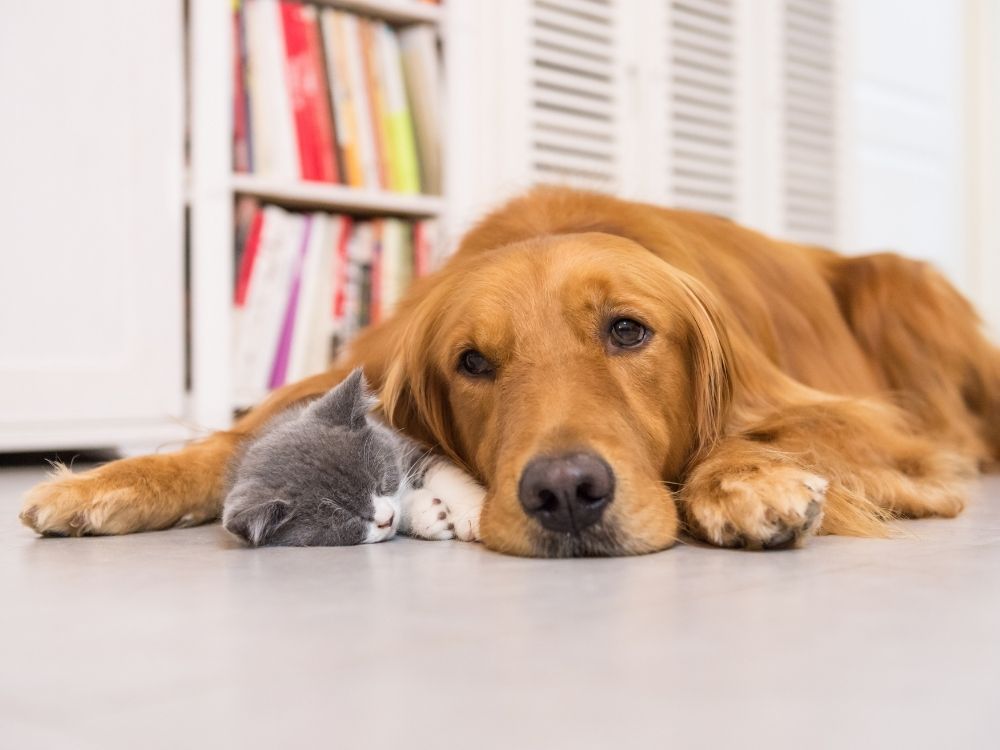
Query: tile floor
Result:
<box><xmin>2</xmin><ymin>461</ymin><xmax>999</xmax><ymax>749</ymax></box>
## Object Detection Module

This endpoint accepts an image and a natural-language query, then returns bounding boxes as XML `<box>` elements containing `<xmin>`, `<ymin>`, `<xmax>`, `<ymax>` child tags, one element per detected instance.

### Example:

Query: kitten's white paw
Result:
<box><xmin>401</xmin><ymin>488</ymin><xmax>455</xmax><ymax>540</ymax></box>
<box><xmin>400</xmin><ymin>462</ymin><xmax>485</xmax><ymax>542</ymax></box>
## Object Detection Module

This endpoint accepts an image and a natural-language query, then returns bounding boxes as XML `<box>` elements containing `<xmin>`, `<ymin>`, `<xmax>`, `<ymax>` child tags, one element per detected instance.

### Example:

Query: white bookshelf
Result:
<box><xmin>231</xmin><ymin>174</ymin><xmax>444</xmax><ymax>216</ymax></box>
<box><xmin>309</xmin><ymin>0</ymin><xmax>442</xmax><ymax>25</ymax></box>
<box><xmin>187</xmin><ymin>0</ymin><xmax>449</xmax><ymax>431</ymax></box>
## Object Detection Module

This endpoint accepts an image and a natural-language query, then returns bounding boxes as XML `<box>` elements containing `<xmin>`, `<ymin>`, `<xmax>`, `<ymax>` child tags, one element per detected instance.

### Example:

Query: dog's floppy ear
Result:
<box><xmin>380</xmin><ymin>290</ymin><xmax>467</xmax><ymax>471</ymax></box>
<box><xmin>673</xmin><ymin>273</ymin><xmax>734</xmax><ymax>468</ymax></box>
<box><xmin>223</xmin><ymin>498</ymin><xmax>292</xmax><ymax>547</ymax></box>
<box><xmin>309</xmin><ymin>368</ymin><xmax>373</xmax><ymax>430</ymax></box>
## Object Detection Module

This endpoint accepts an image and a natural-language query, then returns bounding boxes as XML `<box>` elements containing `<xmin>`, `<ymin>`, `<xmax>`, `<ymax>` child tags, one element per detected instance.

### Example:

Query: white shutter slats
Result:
<box><xmin>532</xmin><ymin>26</ymin><xmax>613</xmax><ymax>62</ymax></box>
<box><xmin>782</xmin><ymin>0</ymin><xmax>837</xmax><ymax>245</ymax></box>
<box><xmin>536</xmin><ymin>0</ymin><xmax>614</xmax><ymax>24</ymax></box>
<box><xmin>533</xmin><ymin>65</ymin><xmax>615</xmax><ymax>100</ymax></box>
<box><xmin>666</xmin><ymin>0</ymin><xmax>738</xmax><ymax>217</ymax></box>
<box><xmin>533</xmin><ymin>125</ymin><xmax>611</xmax><ymax>156</ymax></box>
<box><xmin>528</xmin><ymin>0</ymin><xmax>619</xmax><ymax>189</ymax></box>
<box><xmin>532</xmin><ymin>88</ymin><xmax>613</xmax><ymax>120</ymax></box>
<box><xmin>534</xmin><ymin>5</ymin><xmax>613</xmax><ymax>41</ymax></box>
<box><xmin>533</xmin><ymin>48</ymin><xmax>614</xmax><ymax>79</ymax></box>
<box><xmin>532</xmin><ymin>109</ymin><xmax>610</xmax><ymax>140</ymax></box>
<box><xmin>505</xmin><ymin>0</ymin><xmax>840</xmax><ymax>239</ymax></box>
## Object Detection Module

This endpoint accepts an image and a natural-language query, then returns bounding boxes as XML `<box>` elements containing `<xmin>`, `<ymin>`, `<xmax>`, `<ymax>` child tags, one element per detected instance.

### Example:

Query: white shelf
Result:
<box><xmin>312</xmin><ymin>0</ymin><xmax>442</xmax><ymax>25</ymax></box>
<box><xmin>231</xmin><ymin>174</ymin><xmax>445</xmax><ymax>217</ymax></box>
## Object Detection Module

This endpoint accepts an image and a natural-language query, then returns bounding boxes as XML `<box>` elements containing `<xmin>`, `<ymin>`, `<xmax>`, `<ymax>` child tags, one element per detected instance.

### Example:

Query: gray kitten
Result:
<box><xmin>222</xmin><ymin>369</ymin><xmax>410</xmax><ymax>547</ymax></box>
<box><xmin>222</xmin><ymin>368</ymin><xmax>487</xmax><ymax>547</ymax></box>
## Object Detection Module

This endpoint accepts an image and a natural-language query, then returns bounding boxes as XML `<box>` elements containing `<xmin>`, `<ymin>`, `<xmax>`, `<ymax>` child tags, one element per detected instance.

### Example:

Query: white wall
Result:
<box><xmin>840</xmin><ymin>0</ymin><xmax>969</xmax><ymax>290</ymax></box>
<box><xmin>968</xmin><ymin>0</ymin><xmax>1000</xmax><ymax>337</ymax></box>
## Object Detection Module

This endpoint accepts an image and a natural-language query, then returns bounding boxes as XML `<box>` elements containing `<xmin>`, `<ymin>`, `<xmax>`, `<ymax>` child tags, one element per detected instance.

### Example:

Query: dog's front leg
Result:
<box><xmin>677</xmin><ymin>397</ymin><xmax>973</xmax><ymax>549</ymax></box>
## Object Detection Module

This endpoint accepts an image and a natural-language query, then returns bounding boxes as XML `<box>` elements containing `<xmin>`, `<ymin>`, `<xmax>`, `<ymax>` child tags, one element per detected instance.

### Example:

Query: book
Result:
<box><xmin>269</xmin><ymin>214</ymin><xmax>314</xmax><ymax>388</ymax></box>
<box><xmin>233</xmin><ymin>205</ymin><xmax>436</xmax><ymax>395</ymax></box>
<box><xmin>233</xmin><ymin>1</ymin><xmax>253</xmax><ymax>173</ymax></box>
<box><xmin>413</xmin><ymin>218</ymin><xmax>438</xmax><ymax>277</ymax></box>
<box><xmin>348</xmin><ymin>220</ymin><xmax>375</xmax><ymax>330</ymax></box>
<box><xmin>379</xmin><ymin>218</ymin><xmax>411</xmax><ymax>317</ymax></box>
<box><xmin>304</xmin><ymin>10</ymin><xmax>341</xmax><ymax>183</ymax></box>
<box><xmin>320</xmin><ymin>9</ymin><xmax>364</xmax><ymax>186</ymax></box>
<box><xmin>244</xmin><ymin>0</ymin><xmax>298</xmax><ymax>178</ymax></box>
<box><xmin>234</xmin><ymin>197</ymin><xmax>263</xmax><ymax>302</ymax></box>
<box><xmin>398</xmin><ymin>25</ymin><xmax>441</xmax><ymax>193</ymax></box>
<box><xmin>376</xmin><ymin>22</ymin><xmax>422</xmax><ymax>193</ymax></box>
<box><xmin>359</xmin><ymin>19</ymin><xmax>391</xmax><ymax>189</ymax></box>
<box><xmin>339</xmin><ymin>12</ymin><xmax>381</xmax><ymax>188</ymax></box>
<box><xmin>238</xmin><ymin>3</ymin><xmax>437</xmax><ymax>197</ymax></box>
<box><xmin>332</xmin><ymin>214</ymin><xmax>352</xmax><ymax>339</ymax></box>
<box><xmin>287</xmin><ymin>213</ymin><xmax>334</xmax><ymax>381</ymax></box>
<box><xmin>280</xmin><ymin>2</ymin><xmax>339</xmax><ymax>182</ymax></box>
<box><xmin>234</xmin><ymin>206</ymin><xmax>303</xmax><ymax>403</ymax></box>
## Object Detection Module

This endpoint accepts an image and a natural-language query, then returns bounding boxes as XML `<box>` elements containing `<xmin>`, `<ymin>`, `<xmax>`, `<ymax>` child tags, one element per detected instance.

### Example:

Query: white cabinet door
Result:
<box><xmin>0</xmin><ymin>0</ymin><xmax>186</xmax><ymax>449</ymax></box>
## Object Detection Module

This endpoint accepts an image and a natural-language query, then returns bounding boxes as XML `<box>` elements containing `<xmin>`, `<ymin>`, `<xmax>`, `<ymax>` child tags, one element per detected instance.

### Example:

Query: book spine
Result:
<box><xmin>321</xmin><ymin>10</ymin><xmax>364</xmax><ymax>186</ymax></box>
<box><xmin>359</xmin><ymin>19</ymin><xmax>390</xmax><ymax>190</ymax></box>
<box><xmin>413</xmin><ymin>218</ymin><xmax>438</xmax><ymax>276</ymax></box>
<box><xmin>314</xmin><ymin>13</ymin><xmax>344</xmax><ymax>184</ymax></box>
<box><xmin>280</xmin><ymin>2</ymin><xmax>319</xmax><ymax>180</ymax></box>
<box><xmin>370</xmin><ymin>219</ymin><xmax>383</xmax><ymax>324</ymax></box>
<box><xmin>269</xmin><ymin>215</ymin><xmax>314</xmax><ymax>388</ymax></box>
<box><xmin>245</xmin><ymin>0</ymin><xmax>298</xmax><ymax>178</ymax></box>
<box><xmin>302</xmin><ymin>9</ymin><xmax>339</xmax><ymax>183</ymax></box>
<box><xmin>377</xmin><ymin>23</ymin><xmax>422</xmax><ymax>193</ymax></box>
<box><xmin>235</xmin><ymin>207</ymin><xmax>296</xmax><ymax>402</ymax></box>
<box><xmin>399</xmin><ymin>26</ymin><xmax>441</xmax><ymax>193</ymax></box>
<box><xmin>333</xmin><ymin>215</ymin><xmax>353</xmax><ymax>325</ymax></box>
<box><xmin>232</xmin><ymin>1</ymin><xmax>252</xmax><ymax>173</ymax></box>
<box><xmin>341</xmin><ymin>13</ymin><xmax>381</xmax><ymax>188</ymax></box>
<box><xmin>234</xmin><ymin>201</ymin><xmax>264</xmax><ymax>305</ymax></box>
<box><xmin>287</xmin><ymin>213</ymin><xmax>332</xmax><ymax>380</ymax></box>
<box><xmin>399</xmin><ymin>220</ymin><xmax>414</xmax><ymax>306</ymax></box>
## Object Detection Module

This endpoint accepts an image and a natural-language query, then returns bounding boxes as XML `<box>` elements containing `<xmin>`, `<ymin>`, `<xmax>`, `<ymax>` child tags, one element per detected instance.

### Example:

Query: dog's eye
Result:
<box><xmin>458</xmin><ymin>349</ymin><xmax>494</xmax><ymax>377</ymax></box>
<box><xmin>609</xmin><ymin>318</ymin><xmax>647</xmax><ymax>348</ymax></box>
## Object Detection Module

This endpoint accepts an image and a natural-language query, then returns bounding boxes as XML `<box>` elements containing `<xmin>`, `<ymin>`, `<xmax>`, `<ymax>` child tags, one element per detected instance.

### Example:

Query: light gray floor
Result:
<box><xmin>2</xmin><ymin>463</ymin><xmax>999</xmax><ymax>750</ymax></box>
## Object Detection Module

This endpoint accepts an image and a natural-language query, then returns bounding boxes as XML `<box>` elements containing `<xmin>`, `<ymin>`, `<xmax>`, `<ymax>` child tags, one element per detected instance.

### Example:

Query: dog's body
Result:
<box><xmin>21</xmin><ymin>188</ymin><xmax>1000</xmax><ymax>556</ymax></box>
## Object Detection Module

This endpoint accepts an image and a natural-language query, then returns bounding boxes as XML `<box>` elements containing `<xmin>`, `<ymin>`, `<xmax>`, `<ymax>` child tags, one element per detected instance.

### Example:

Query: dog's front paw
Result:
<box><xmin>21</xmin><ymin>455</ymin><xmax>219</xmax><ymax>537</ymax></box>
<box><xmin>682</xmin><ymin>464</ymin><xmax>828</xmax><ymax>550</ymax></box>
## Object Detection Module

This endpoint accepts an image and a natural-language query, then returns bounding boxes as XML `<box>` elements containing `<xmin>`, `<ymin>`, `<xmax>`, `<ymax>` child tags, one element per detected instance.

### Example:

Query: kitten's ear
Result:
<box><xmin>223</xmin><ymin>499</ymin><xmax>292</xmax><ymax>547</ymax></box>
<box><xmin>310</xmin><ymin>368</ymin><xmax>375</xmax><ymax>430</ymax></box>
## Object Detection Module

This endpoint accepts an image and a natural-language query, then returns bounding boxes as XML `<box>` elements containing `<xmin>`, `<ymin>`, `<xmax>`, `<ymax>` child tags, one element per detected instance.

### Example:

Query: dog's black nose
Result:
<box><xmin>518</xmin><ymin>452</ymin><xmax>614</xmax><ymax>534</ymax></box>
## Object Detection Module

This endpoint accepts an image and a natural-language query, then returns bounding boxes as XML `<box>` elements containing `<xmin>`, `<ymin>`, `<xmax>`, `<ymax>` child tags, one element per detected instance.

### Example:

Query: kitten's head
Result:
<box><xmin>223</xmin><ymin>369</ymin><xmax>410</xmax><ymax>547</ymax></box>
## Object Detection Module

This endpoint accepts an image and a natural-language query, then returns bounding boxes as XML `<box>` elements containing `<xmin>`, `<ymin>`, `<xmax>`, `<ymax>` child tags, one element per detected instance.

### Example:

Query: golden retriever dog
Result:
<box><xmin>19</xmin><ymin>187</ymin><xmax>1000</xmax><ymax>556</ymax></box>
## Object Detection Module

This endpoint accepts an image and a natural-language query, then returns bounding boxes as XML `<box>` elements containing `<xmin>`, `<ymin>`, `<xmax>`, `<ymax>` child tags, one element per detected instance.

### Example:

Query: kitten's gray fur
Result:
<box><xmin>222</xmin><ymin>368</ymin><xmax>422</xmax><ymax>547</ymax></box>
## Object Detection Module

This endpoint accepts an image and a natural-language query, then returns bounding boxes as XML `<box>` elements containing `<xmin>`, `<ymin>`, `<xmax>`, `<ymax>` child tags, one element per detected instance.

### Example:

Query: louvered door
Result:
<box><xmin>527</xmin><ymin>0</ymin><xmax>622</xmax><ymax>189</ymax></box>
<box><xmin>663</xmin><ymin>0</ymin><xmax>740</xmax><ymax>218</ymax></box>
<box><xmin>453</xmin><ymin>0</ymin><xmax>844</xmax><ymax>249</ymax></box>
<box><xmin>781</xmin><ymin>0</ymin><xmax>838</xmax><ymax>245</ymax></box>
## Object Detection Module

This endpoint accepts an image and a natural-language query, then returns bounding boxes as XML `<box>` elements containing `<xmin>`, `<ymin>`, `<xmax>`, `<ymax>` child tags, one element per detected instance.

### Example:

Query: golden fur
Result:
<box><xmin>21</xmin><ymin>187</ymin><xmax>1000</xmax><ymax>556</ymax></box>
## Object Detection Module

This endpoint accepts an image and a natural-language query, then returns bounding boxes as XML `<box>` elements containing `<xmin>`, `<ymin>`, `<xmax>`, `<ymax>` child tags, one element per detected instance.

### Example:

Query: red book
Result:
<box><xmin>303</xmin><ymin>7</ymin><xmax>339</xmax><ymax>182</ymax></box>
<box><xmin>235</xmin><ymin>207</ymin><xmax>265</xmax><ymax>306</ymax></box>
<box><xmin>280</xmin><ymin>3</ymin><xmax>337</xmax><ymax>182</ymax></box>
<box><xmin>370</xmin><ymin>219</ymin><xmax>383</xmax><ymax>324</ymax></box>
<box><xmin>413</xmin><ymin>220</ymin><xmax>431</xmax><ymax>277</ymax></box>
<box><xmin>333</xmin><ymin>216</ymin><xmax>353</xmax><ymax>321</ymax></box>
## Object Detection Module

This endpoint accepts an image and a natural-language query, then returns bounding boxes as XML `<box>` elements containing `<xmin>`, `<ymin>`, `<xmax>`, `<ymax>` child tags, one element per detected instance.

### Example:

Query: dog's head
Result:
<box><xmin>383</xmin><ymin>233</ymin><xmax>732</xmax><ymax>556</ymax></box>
